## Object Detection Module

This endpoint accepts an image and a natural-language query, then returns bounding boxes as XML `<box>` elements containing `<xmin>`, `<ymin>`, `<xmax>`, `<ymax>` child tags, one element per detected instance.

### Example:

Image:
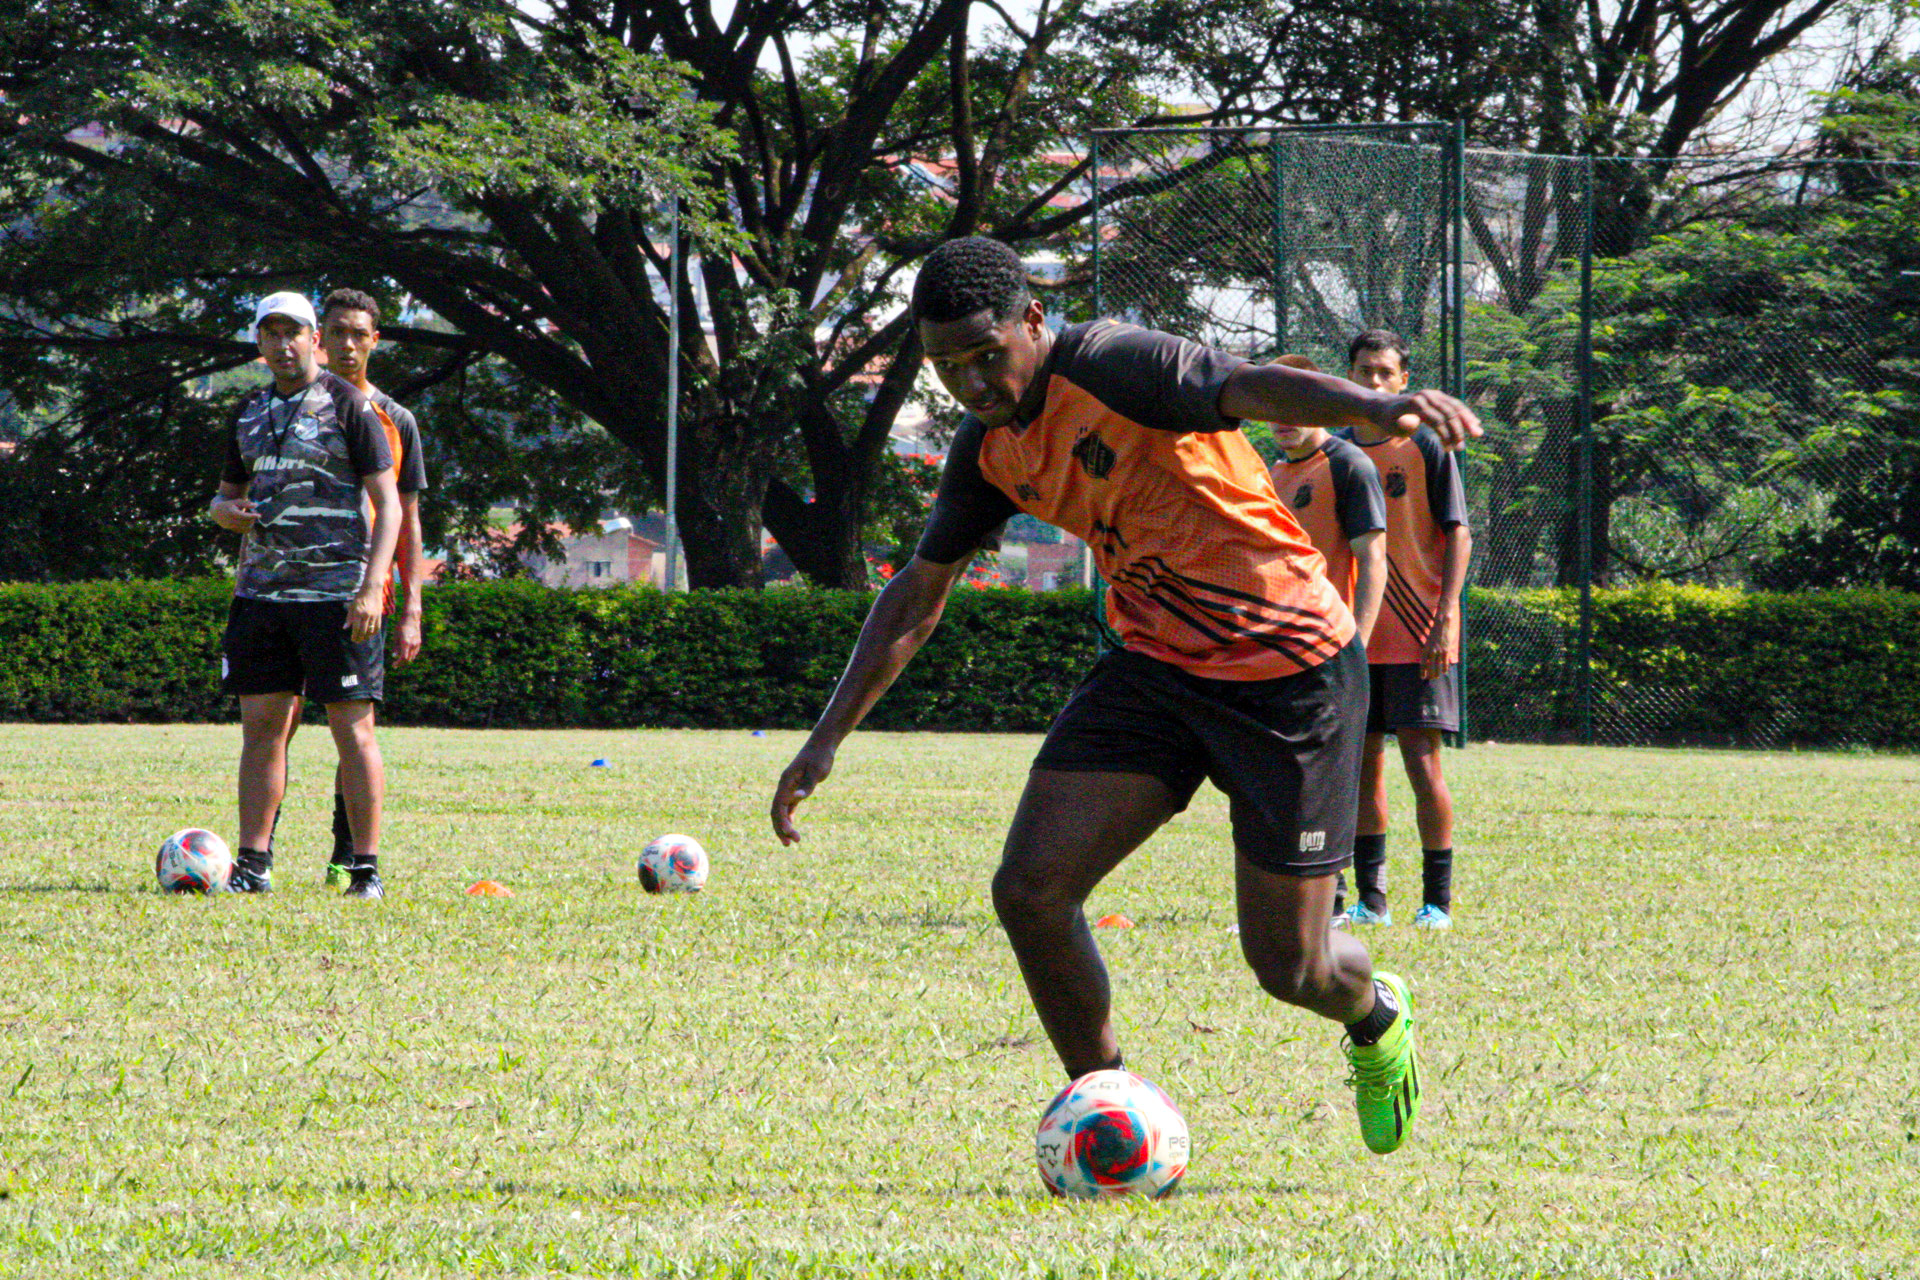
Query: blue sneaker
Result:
<box><xmin>1348</xmin><ymin>901</ymin><xmax>1392</xmax><ymax>926</ymax></box>
<box><xmin>1413</xmin><ymin>904</ymin><xmax>1452</xmax><ymax>930</ymax></box>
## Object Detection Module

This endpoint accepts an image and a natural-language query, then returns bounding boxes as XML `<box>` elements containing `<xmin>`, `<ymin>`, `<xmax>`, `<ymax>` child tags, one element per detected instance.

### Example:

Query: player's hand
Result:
<box><xmin>771</xmin><ymin>739</ymin><xmax>836</xmax><ymax>846</ymax></box>
<box><xmin>1377</xmin><ymin>389</ymin><xmax>1482</xmax><ymax>451</ymax></box>
<box><xmin>394</xmin><ymin>609</ymin><xmax>424</xmax><ymax>664</ymax></box>
<box><xmin>346</xmin><ymin>587</ymin><xmax>383</xmax><ymax>644</ymax></box>
<box><xmin>1421</xmin><ymin>613</ymin><xmax>1456</xmax><ymax>681</ymax></box>
<box><xmin>209</xmin><ymin>497</ymin><xmax>259</xmax><ymax>533</ymax></box>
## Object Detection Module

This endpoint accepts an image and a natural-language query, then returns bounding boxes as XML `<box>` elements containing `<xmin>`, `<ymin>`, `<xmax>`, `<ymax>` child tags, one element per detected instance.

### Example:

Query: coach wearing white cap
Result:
<box><xmin>208</xmin><ymin>291</ymin><xmax>401</xmax><ymax>899</ymax></box>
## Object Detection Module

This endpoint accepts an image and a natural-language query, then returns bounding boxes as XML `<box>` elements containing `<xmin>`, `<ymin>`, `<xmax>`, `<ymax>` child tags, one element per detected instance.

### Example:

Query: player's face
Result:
<box><xmin>320</xmin><ymin>308</ymin><xmax>380</xmax><ymax>383</ymax></box>
<box><xmin>1273</xmin><ymin>425</ymin><xmax>1311</xmax><ymax>450</ymax></box>
<box><xmin>920</xmin><ymin>298</ymin><xmax>1049</xmax><ymax>429</ymax></box>
<box><xmin>257</xmin><ymin>317</ymin><xmax>318</xmax><ymax>387</ymax></box>
<box><xmin>1349</xmin><ymin>346</ymin><xmax>1408</xmax><ymax>394</ymax></box>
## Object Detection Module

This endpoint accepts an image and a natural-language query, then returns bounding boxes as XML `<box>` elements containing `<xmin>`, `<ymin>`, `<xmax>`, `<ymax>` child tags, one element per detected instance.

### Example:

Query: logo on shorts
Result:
<box><xmin>1299</xmin><ymin>830</ymin><xmax>1326</xmax><ymax>854</ymax></box>
<box><xmin>340</xmin><ymin>673</ymin><xmax>359</xmax><ymax>688</ymax></box>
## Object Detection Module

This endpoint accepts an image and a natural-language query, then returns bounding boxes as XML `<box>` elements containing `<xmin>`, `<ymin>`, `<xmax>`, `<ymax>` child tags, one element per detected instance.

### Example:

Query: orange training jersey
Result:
<box><xmin>1338</xmin><ymin>428</ymin><xmax>1467</xmax><ymax>665</ymax></box>
<box><xmin>1268</xmin><ymin>436</ymin><xmax>1385</xmax><ymax>607</ymax></box>
<box><xmin>917</xmin><ymin>320</ymin><xmax>1354</xmax><ymax>680</ymax></box>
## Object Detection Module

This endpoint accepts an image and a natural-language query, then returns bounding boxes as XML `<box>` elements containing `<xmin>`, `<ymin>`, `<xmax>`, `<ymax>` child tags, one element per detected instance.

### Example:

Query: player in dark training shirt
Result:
<box><xmin>770</xmin><ymin>238</ymin><xmax>1481</xmax><ymax>1155</ymax></box>
<box><xmin>210</xmin><ymin>292</ymin><xmax>399</xmax><ymax>900</ymax></box>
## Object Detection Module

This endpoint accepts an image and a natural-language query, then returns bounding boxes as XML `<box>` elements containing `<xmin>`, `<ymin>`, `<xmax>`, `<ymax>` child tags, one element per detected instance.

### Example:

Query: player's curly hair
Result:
<box><xmin>321</xmin><ymin>287</ymin><xmax>382</xmax><ymax>328</ymax></box>
<box><xmin>911</xmin><ymin>236</ymin><xmax>1031</xmax><ymax>325</ymax></box>
<box><xmin>1347</xmin><ymin>328</ymin><xmax>1409</xmax><ymax>370</ymax></box>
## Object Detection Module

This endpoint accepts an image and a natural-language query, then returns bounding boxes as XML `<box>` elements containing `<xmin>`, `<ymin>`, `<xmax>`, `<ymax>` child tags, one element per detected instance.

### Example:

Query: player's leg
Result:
<box><xmin>223</xmin><ymin>597</ymin><xmax>304</xmax><ymax>894</ymax></box>
<box><xmin>301</xmin><ymin>600</ymin><xmax>388</xmax><ymax>899</ymax></box>
<box><xmin>1351</xmin><ymin>730</ymin><xmax>1391</xmax><ymax>924</ymax></box>
<box><xmin>1233</xmin><ymin>858</ymin><xmax>1372</xmax><ymax>1020</ymax></box>
<box><xmin>326</xmin><ymin>699</ymin><xmax>385</xmax><ymax>899</ymax></box>
<box><xmin>1397</xmin><ymin>726</ymin><xmax>1455</xmax><ymax>928</ymax></box>
<box><xmin>1211</xmin><ymin>637</ymin><xmax>1421</xmax><ymax>1153</ymax></box>
<box><xmin>993</xmin><ymin>769</ymin><xmax>1180</xmax><ymax>1077</ymax></box>
<box><xmin>325</xmin><ymin>761</ymin><xmax>353</xmax><ymax>890</ymax></box>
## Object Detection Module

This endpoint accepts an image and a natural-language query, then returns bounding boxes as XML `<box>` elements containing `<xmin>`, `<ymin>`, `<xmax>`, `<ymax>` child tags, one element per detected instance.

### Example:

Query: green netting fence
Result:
<box><xmin>1088</xmin><ymin>124</ymin><xmax>1920</xmax><ymax>747</ymax></box>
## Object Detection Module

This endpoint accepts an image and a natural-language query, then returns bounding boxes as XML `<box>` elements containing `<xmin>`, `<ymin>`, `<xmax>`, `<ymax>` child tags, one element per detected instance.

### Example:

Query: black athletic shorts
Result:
<box><xmin>1031</xmin><ymin>637</ymin><xmax>1368</xmax><ymax>877</ymax></box>
<box><xmin>221</xmin><ymin>596</ymin><xmax>385</xmax><ymax>703</ymax></box>
<box><xmin>1365</xmin><ymin>662</ymin><xmax>1460</xmax><ymax>734</ymax></box>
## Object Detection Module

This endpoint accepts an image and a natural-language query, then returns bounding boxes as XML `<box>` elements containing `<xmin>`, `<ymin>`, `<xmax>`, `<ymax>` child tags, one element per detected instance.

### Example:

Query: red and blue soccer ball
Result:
<box><xmin>1035</xmin><ymin>1068</ymin><xmax>1190</xmax><ymax>1199</ymax></box>
<box><xmin>155</xmin><ymin>828</ymin><xmax>233</xmax><ymax>894</ymax></box>
<box><xmin>638</xmin><ymin>834</ymin><xmax>709</xmax><ymax>894</ymax></box>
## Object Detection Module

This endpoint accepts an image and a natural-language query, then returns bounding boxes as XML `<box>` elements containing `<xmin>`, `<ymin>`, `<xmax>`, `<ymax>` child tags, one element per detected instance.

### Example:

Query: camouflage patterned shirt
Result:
<box><xmin>222</xmin><ymin>371</ymin><xmax>394</xmax><ymax>602</ymax></box>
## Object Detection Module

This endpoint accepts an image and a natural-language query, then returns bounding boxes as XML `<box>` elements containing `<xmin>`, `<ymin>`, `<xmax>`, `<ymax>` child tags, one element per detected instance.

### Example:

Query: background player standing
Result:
<box><xmin>1264</xmin><ymin>353</ymin><xmax>1387</xmax><ymax>925</ymax></box>
<box><xmin>316</xmin><ymin>288</ymin><xmax>429</xmax><ymax>891</ymax></box>
<box><xmin>771</xmin><ymin>238</ymin><xmax>1481</xmax><ymax>1155</ymax></box>
<box><xmin>1340</xmin><ymin>329</ymin><xmax>1471</xmax><ymax>930</ymax></box>
<box><xmin>209</xmin><ymin>292</ymin><xmax>399</xmax><ymax>899</ymax></box>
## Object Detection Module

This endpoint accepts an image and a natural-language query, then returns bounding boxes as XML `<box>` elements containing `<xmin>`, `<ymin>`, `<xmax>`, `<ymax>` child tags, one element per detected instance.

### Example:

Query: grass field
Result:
<box><xmin>0</xmin><ymin>723</ymin><xmax>1915</xmax><ymax>1278</ymax></box>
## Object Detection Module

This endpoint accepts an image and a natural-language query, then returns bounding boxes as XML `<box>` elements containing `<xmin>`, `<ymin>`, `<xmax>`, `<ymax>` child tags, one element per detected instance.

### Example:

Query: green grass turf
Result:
<box><xmin>0</xmin><ymin>723</ymin><xmax>1915</xmax><ymax>1278</ymax></box>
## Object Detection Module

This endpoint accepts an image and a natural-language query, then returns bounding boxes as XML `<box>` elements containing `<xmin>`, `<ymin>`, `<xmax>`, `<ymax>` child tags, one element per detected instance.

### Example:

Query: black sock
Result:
<box><xmin>330</xmin><ymin>792</ymin><xmax>353</xmax><ymax>865</ymax></box>
<box><xmin>1067</xmin><ymin>1051</ymin><xmax>1125</xmax><ymax>1081</ymax></box>
<box><xmin>1345</xmin><ymin>979</ymin><xmax>1399</xmax><ymax>1046</ymax></box>
<box><xmin>1422</xmin><ymin>848</ymin><xmax>1453</xmax><ymax>911</ymax></box>
<box><xmin>1333</xmin><ymin>870</ymin><xmax>1348</xmax><ymax>916</ymax></box>
<box><xmin>1353</xmin><ymin>834</ymin><xmax>1388</xmax><ymax>912</ymax></box>
<box><xmin>267</xmin><ymin>805</ymin><xmax>281</xmax><ymax>854</ymax></box>
<box><xmin>237</xmin><ymin>846</ymin><xmax>273</xmax><ymax>873</ymax></box>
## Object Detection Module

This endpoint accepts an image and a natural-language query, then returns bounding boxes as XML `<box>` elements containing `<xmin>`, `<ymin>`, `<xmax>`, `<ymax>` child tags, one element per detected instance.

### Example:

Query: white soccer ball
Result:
<box><xmin>638</xmin><ymin>834</ymin><xmax>708</xmax><ymax>894</ymax></box>
<box><xmin>1035</xmin><ymin>1068</ymin><xmax>1189</xmax><ymax>1200</ymax></box>
<box><xmin>155</xmin><ymin>828</ymin><xmax>233</xmax><ymax>895</ymax></box>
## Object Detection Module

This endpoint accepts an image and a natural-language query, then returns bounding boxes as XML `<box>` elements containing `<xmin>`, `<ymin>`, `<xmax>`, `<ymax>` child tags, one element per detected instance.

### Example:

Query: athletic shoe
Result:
<box><xmin>324</xmin><ymin>861</ymin><xmax>352</xmax><ymax>892</ymax></box>
<box><xmin>342</xmin><ymin>868</ymin><xmax>384</xmax><ymax>900</ymax></box>
<box><xmin>1348</xmin><ymin>901</ymin><xmax>1392</xmax><ymax>927</ymax></box>
<box><xmin>227</xmin><ymin>859</ymin><xmax>273</xmax><ymax>894</ymax></box>
<box><xmin>1413</xmin><ymin>904</ymin><xmax>1453</xmax><ymax>930</ymax></box>
<box><xmin>1343</xmin><ymin>971</ymin><xmax>1422</xmax><ymax>1155</ymax></box>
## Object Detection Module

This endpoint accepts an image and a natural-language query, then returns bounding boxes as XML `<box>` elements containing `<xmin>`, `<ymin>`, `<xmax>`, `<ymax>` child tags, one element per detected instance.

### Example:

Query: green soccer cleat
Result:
<box><xmin>324</xmin><ymin>861</ymin><xmax>352</xmax><ymax>891</ymax></box>
<box><xmin>1343</xmin><ymin>971</ymin><xmax>1422</xmax><ymax>1155</ymax></box>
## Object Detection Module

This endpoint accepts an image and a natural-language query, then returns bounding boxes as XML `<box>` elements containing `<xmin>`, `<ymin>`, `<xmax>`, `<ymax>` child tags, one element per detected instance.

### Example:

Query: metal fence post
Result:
<box><xmin>1577</xmin><ymin>156</ymin><xmax>1596</xmax><ymax>745</ymax></box>
<box><xmin>1450</xmin><ymin>120</ymin><xmax>1470</xmax><ymax>745</ymax></box>
<box><xmin>1272</xmin><ymin>135</ymin><xmax>1287</xmax><ymax>358</ymax></box>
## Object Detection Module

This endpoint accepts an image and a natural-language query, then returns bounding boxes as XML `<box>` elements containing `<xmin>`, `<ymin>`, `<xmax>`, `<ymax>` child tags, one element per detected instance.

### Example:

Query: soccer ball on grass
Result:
<box><xmin>155</xmin><ymin>828</ymin><xmax>233</xmax><ymax>894</ymax></box>
<box><xmin>638</xmin><ymin>834</ymin><xmax>708</xmax><ymax>894</ymax></box>
<box><xmin>1035</xmin><ymin>1068</ymin><xmax>1189</xmax><ymax>1199</ymax></box>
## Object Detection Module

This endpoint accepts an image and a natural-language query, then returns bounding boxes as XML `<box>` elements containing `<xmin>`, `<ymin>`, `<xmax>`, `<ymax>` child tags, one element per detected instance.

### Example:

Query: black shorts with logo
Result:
<box><xmin>221</xmin><ymin>596</ymin><xmax>385</xmax><ymax>703</ymax></box>
<box><xmin>1365</xmin><ymin>662</ymin><xmax>1460</xmax><ymax>734</ymax></box>
<box><xmin>1031</xmin><ymin>638</ymin><xmax>1368</xmax><ymax>877</ymax></box>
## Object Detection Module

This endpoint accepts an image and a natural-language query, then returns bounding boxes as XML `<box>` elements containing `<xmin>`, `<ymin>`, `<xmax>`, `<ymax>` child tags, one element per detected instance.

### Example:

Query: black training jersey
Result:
<box><xmin>222</xmin><ymin>371</ymin><xmax>393</xmax><ymax>603</ymax></box>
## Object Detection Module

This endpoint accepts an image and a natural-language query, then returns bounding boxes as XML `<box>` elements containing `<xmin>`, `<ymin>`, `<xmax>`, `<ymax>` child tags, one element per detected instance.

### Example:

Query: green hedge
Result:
<box><xmin>1</xmin><ymin>579</ymin><xmax>1915</xmax><ymax>745</ymax></box>
<box><xmin>1466</xmin><ymin>582</ymin><xmax>1920</xmax><ymax>747</ymax></box>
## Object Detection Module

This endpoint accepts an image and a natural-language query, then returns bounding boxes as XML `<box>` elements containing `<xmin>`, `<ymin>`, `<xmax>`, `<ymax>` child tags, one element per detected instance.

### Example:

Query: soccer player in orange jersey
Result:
<box><xmin>1264</xmin><ymin>354</ymin><xmax>1387</xmax><ymax>925</ymax></box>
<box><xmin>303</xmin><ymin>288</ymin><xmax>430</xmax><ymax>897</ymax></box>
<box><xmin>770</xmin><ymin>238</ymin><xmax>1481</xmax><ymax>1154</ymax></box>
<box><xmin>1340</xmin><ymin>329</ymin><xmax>1471</xmax><ymax>931</ymax></box>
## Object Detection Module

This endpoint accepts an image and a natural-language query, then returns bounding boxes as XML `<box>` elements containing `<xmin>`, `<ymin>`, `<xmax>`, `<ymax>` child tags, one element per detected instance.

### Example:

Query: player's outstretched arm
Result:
<box><xmin>1219</xmin><ymin>364</ymin><xmax>1482</xmax><ymax>450</ymax></box>
<box><xmin>771</xmin><ymin>554</ymin><xmax>974</xmax><ymax>845</ymax></box>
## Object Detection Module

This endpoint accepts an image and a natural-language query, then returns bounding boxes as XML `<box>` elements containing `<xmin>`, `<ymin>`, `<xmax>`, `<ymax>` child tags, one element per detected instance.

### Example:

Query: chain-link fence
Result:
<box><xmin>1089</xmin><ymin>125</ymin><xmax>1920</xmax><ymax>747</ymax></box>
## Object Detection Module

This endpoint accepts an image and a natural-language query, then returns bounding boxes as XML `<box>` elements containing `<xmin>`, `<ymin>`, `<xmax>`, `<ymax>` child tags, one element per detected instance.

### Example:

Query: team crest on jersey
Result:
<box><xmin>1072</xmin><ymin>431</ymin><xmax>1117</xmax><ymax>480</ymax></box>
<box><xmin>1290</xmin><ymin>482</ymin><xmax>1314</xmax><ymax>510</ymax></box>
<box><xmin>1384</xmin><ymin>467</ymin><xmax>1408</xmax><ymax>498</ymax></box>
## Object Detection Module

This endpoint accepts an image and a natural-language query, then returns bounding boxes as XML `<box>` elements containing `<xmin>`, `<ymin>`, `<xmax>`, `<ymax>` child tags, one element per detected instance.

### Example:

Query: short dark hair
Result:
<box><xmin>1348</xmin><ymin>328</ymin><xmax>1409</xmax><ymax>370</ymax></box>
<box><xmin>912</xmin><ymin>237</ymin><xmax>1031</xmax><ymax>325</ymax></box>
<box><xmin>321</xmin><ymin>287</ymin><xmax>382</xmax><ymax>328</ymax></box>
<box><xmin>1274</xmin><ymin>353</ymin><xmax>1320</xmax><ymax>373</ymax></box>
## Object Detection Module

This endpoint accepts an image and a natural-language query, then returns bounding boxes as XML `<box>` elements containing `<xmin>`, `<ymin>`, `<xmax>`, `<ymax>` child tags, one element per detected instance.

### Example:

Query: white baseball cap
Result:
<box><xmin>254</xmin><ymin>291</ymin><xmax>318</xmax><ymax>330</ymax></box>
